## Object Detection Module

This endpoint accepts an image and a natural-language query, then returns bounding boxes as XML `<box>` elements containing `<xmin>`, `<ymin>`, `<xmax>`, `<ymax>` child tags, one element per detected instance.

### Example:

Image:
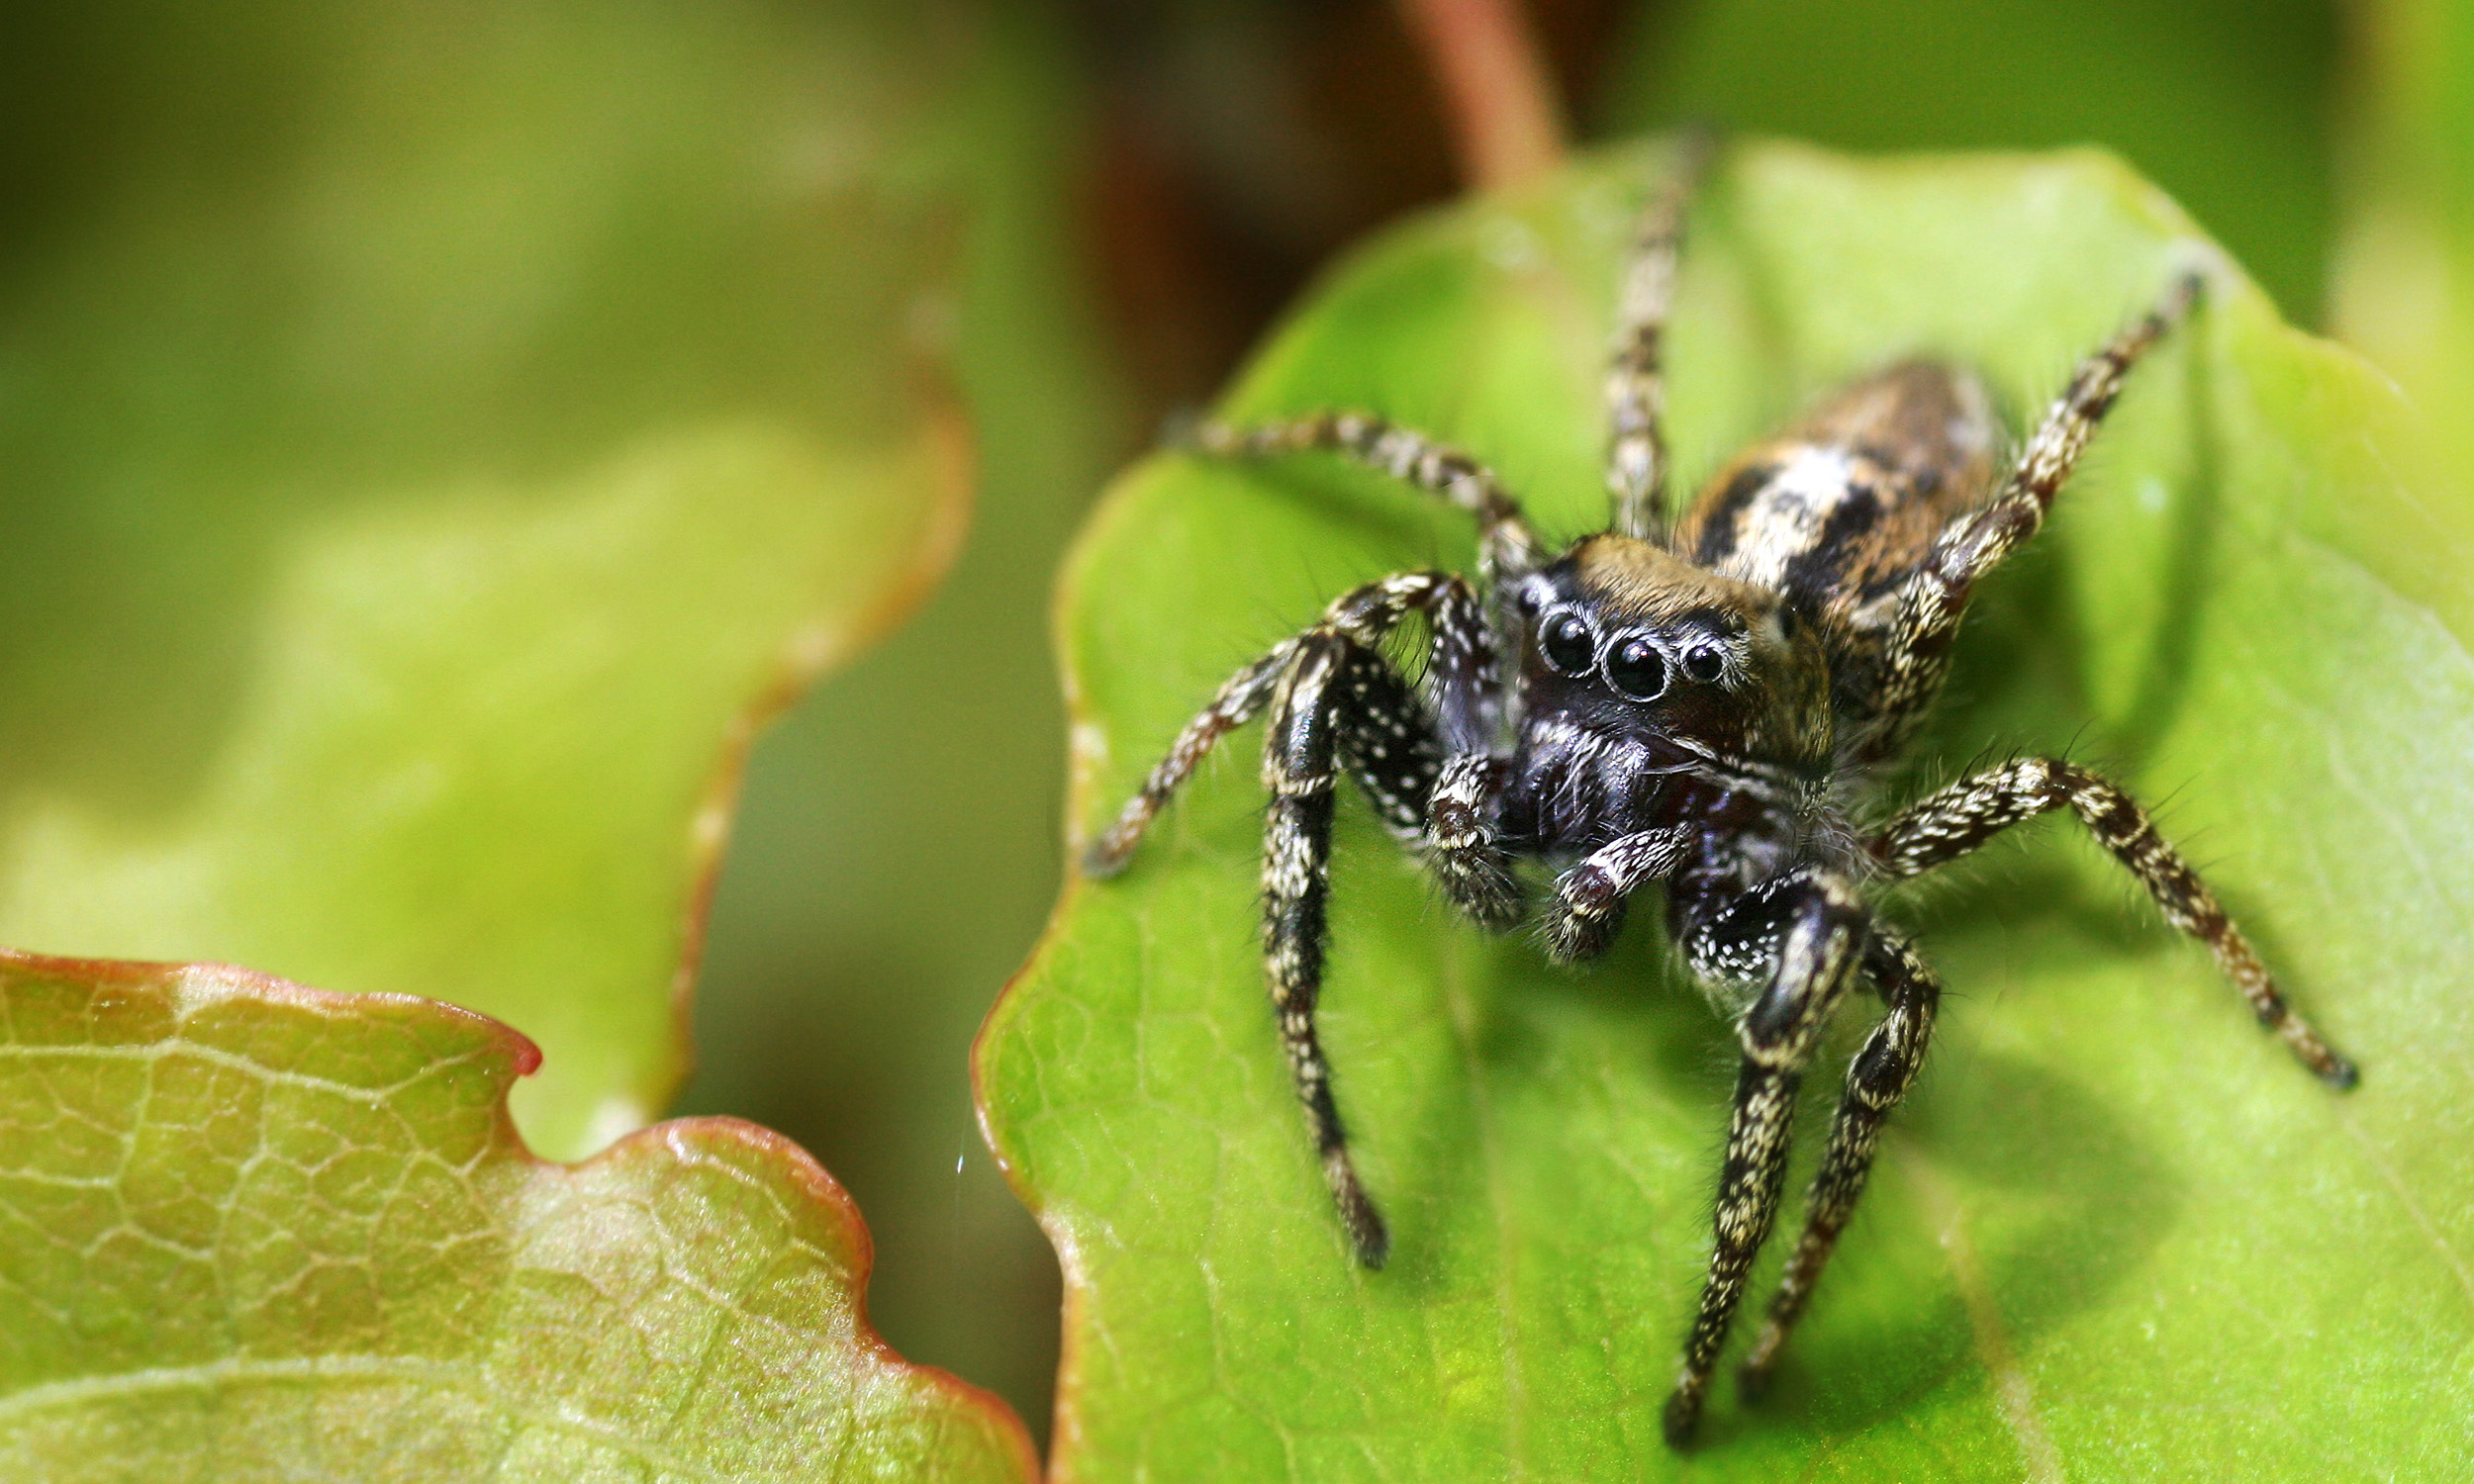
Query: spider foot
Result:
<box><xmin>1431</xmin><ymin>848</ymin><xmax>1522</xmax><ymax>932</ymax></box>
<box><xmin>1735</xmin><ymin>1349</ymin><xmax>1779</xmax><ymax>1404</ymax></box>
<box><xmin>2268</xmin><ymin>1008</ymin><xmax>2359</xmax><ymax>1089</ymax></box>
<box><xmin>1661</xmin><ymin>1380</ymin><xmax>1705</xmax><ymax>1448</ymax></box>
<box><xmin>1324</xmin><ymin>1150</ymin><xmax>1391</xmax><ymax>1269</ymax></box>
<box><xmin>1081</xmin><ymin>833</ymin><xmax>1136</xmax><ymax>880</ymax></box>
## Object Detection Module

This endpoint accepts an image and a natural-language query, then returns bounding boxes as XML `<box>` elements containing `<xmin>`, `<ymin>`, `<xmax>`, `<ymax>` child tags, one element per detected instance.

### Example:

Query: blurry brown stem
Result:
<box><xmin>1393</xmin><ymin>0</ymin><xmax>1569</xmax><ymax>191</ymax></box>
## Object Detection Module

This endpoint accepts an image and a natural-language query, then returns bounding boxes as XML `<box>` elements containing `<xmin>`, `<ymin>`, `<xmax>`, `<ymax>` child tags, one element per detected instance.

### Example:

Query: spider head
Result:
<box><xmin>1509</xmin><ymin>535</ymin><xmax>1832</xmax><ymax>775</ymax></box>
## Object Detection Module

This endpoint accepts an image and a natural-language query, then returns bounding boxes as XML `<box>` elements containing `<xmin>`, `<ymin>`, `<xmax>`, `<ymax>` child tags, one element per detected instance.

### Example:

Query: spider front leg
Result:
<box><xmin>1738</xmin><ymin>930</ymin><xmax>1941</xmax><ymax>1399</ymax></box>
<box><xmin>1383</xmin><ymin>574</ymin><xmax>1522</xmax><ymax>930</ymax></box>
<box><xmin>1665</xmin><ymin>872</ymin><xmax>1872</xmax><ymax>1446</ymax></box>
<box><xmin>1872</xmin><ymin>756</ymin><xmax>2356</xmax><ymax>1085</ymax></box>
<box><xmin>1087</xmin><ymin>572</ymin><xmax>1515</xmax><ymax>1268</ymax></box>
<box><xmin>1085</xmin><ymin>567</ymin><xmax>1506</xmax><ymax>893</ymax></box>
<box><xmin>1269</xmin><ymin>576</ymin><xmax>1528</xmax><ymax>1267</ymax></box>
<box><xmin>1424</xmin><ymin>755</ymin><xmax>1522</xmax><ymax>931</ymax></box>
<box><xmin>1325</xmin><ymin>646</ymin><xmax>1522</xmax><ymax>932</ymax></box>
<box><xmin>1261</xmin><ymin>630</ymin><xmax>1394</xmax><ymax>1265</ymax></box>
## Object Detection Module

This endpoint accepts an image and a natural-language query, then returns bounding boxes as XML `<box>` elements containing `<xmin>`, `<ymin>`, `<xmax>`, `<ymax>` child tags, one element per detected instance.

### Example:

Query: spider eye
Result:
<box><xmin>1540</xmin><ymin>610</ymin><xmax>1595</xmax><ymax>676</ymax></box>
<box><xmin>1605</xmin><ymin>634</ymin><xmax>1667</xmax><ymax>700</ymax></box>
<box><xmin>1682</xmin><ymin>645</ymin><xmax>1726</xmax><ymax>683</ymax></box>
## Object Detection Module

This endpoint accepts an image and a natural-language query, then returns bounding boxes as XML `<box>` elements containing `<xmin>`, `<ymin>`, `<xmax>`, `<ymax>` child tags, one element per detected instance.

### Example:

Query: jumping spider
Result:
<box><xmin>1082</xmin><ymin>144</ymin><xmax>2357</xmax><ymax>1446</ymax></box>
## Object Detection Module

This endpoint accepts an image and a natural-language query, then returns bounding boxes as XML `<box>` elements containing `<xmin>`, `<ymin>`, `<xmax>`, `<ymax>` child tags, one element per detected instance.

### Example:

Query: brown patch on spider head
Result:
<box><xmin>1570</xmin><ymin>532</ymin><xmax>1765</xmax><ymax>623</ymax></box>
<box><xmin>1514</xmin><ymin>535</ymin><xmax>1834</xmax><ymax>771</ymax></box>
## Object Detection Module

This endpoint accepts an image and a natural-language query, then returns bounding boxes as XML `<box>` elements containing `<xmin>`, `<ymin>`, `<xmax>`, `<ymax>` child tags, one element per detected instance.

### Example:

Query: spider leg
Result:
<box><xmin>1091</xmin><ymin>567</ymin><xmax>1521</xmax><ymax>915</ymax></box>
<box><xmin>1262</xmin><ymin>628</ymin><xmax>1400</xmax><ymax>1267</ymax></box>
<box><xmin>1737</xmin><ymin>929</ymin><xmax>1940</xmax><ymax>1399</ymax></box>
<box><xmin>1194</xmin><ymin>413</ymin><xmax>1540</xmax><ymax>582</ymax></box>
<box><xmin>1877</xmin><ymin>273</ymin><xmax>2201</xmax><ymax>722</ymax></box>
<box><xmin>1327</xmin><ymin>649</ymin><xmax>1521</xmax><ymax>932</ymax></box>
<box><xmin>1395</xmin><ymin>574</ymin><xmax>1522</xmax><ymax>929</ymax></box>
<box><xmin>1093</xmin><ymin>571</ymin><xmax>1515</xmax><ymax>1265</ymax></box>
<box><xmin>1665</xmin><ymin>872</ymin><xmax>1872</xmax><ymax>1447</ymax></box>
<box><xmin>1084</xmin><ymin>640</ymin><xmax>1296</xmax><ymax>877</ymax></box>
<box><xmin>1283</xmin><ymin>572</ymin><xmax>1539</xmax><ymax>1262</ymax></box>
<box><xmin>1542</xmin><ymin>824</ymin><xmax>1694</xmax><ymax>962</ymax></box>
<box><xmin>1871</xmin><ymin>756</ymin><xmax>2356</xmax><ymax>1085</ymax></box>
<box><xmin>1606</xmin><ymin>131</ymin><xmax>1714</xmax><ymax>542</ymax></box>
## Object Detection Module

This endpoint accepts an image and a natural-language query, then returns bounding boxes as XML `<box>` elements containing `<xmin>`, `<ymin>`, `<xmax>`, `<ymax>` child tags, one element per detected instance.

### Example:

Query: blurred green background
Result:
<box><xmin>10</xmin><ymin>0</ymin><xmax>2451</xmax><ymax>1452</ymax></box>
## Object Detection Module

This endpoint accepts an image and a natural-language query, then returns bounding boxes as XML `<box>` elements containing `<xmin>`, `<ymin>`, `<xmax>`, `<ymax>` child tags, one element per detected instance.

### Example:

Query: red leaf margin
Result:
<box><xmin>0</xmin><ymin>947</ymin><xmax>1040</xmax><ymax>1482</ymax></box>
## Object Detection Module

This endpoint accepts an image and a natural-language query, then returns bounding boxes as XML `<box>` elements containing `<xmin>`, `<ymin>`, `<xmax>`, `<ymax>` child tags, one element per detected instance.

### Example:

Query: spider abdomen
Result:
<box><xmin>1669</xmin><ymin>360</ymin><xmax>1999</xmax><ymax>761</ymax></box>
<box><xmin>1673</xmin><ymin>361</ymin><xmax>1997</xmax><ymax>617</ymax></box>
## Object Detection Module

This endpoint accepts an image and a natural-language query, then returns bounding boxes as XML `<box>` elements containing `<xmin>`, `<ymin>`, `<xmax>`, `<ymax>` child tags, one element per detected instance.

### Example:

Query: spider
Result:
<box><xmin>1080</xmin><ymin>142</ymin><xmax>2358</xmax><ymax>1447</ymax></box>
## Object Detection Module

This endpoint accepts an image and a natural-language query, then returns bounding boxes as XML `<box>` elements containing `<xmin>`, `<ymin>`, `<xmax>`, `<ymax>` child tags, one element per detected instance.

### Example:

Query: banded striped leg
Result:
<box><xmin>1738</xmin><ymin>931</ymin><xmax>1941</xmax><ymax>1399</ymax></box>
<box><xmin>1262</xmin><ymin>627</ymin><xmax>1442</xmax><ymax>1268</ymax></box>
<box><xmin>1397</xmin><ymin>569</ymin><xmax>1521</xmax><ymax>929</ymax></box>
<box><xmin>1877</xmin><ymin>273</ymin><xmax>2202</xmax><ymax>721</ymax></box>
<box><xmin>1090</xmin><ymin>573</ymin><xmax>1513</xmax><ymax>1266</ymax></box>
<box><xmin>1542</xmin><ymin>824</ymin><xmax>1693</xmax><ymax>962</ymax></box>
<box><xmin>1326</xmin><ymin>583</ymin><xmax>1520</xmax><ymax>930</ymax></box>
<box><xmin>1665</xmin><ymin>872</ymin><xmax>1872</xmax><ymax>1447</ymax></box>
<box><xmin>1194</xmin><ymin>413</ymin><xmax>1541</xmax><ymax>582</ymax></box>
<box><xmin>1871</xmin><ymin>757</ymin><xmax>2356</xmax><ymax>1086</ymax></box>
<box><xmin>1606</xmin><ymin>132</ymin><xmax>1713</xmax><ymax>541</ymax></box>
<box><xmin>1083</xmin><ymin>641</ymin><xmax>1294</xmax><ymax>877</ymax></box>
<box><xmin>1087</xmin><ymin>566</ymin><xmax>1515</xmax><ymax>903</ymax></box>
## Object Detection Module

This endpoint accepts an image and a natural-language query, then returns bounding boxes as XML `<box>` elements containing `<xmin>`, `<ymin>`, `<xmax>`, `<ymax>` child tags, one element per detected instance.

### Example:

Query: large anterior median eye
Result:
<box><xmin>1605</xmin><ymin>633</ymin><xmax>1668</xmax><ymax>700</ymax></box>
<box><xmin>1540</xmin><ymin>609</ymin><xmax>1595</xmax><ymax>676</ymax></box>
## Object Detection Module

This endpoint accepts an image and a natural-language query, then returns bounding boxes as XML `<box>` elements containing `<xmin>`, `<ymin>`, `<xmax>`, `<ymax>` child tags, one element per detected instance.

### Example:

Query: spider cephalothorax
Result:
<box><xmin>1082</xmin><ymin>141</ymin><xmax>2356</xmax><ymax>1447</ymax></box>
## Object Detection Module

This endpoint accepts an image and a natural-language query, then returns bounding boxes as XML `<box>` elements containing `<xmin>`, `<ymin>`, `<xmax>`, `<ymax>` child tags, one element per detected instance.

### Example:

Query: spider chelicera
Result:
<box><xmin>1080</xmin><ymin>143</ymin><xmax>2357</xmax><ymax>1446</ymax></box>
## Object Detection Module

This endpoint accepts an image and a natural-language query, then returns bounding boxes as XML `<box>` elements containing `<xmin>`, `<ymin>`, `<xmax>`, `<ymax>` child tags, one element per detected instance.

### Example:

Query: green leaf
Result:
<box><xmin>0</xmin><ymin>952</ymin><xmax>1036</xmax><ymax>1482</ymax></box>
<box><xmin>978</xmin><ymin>139</ymin><xmax>2474</xmax><ymax>1478</ymax></box>
<box><xmin>0</xmin><ymin>0</ymin><xmax>973</xmax><ymax>1158</ymax></box>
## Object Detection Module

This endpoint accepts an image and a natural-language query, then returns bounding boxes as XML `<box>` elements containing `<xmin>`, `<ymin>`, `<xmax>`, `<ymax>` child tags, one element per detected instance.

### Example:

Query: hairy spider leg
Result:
<box><xmin>1088</xmin><ymin>573</ymin><xmax>1515</xmax><ymax>913</ymax></box>
<box><xmin>1738</xmin><ymin>930</ymin><xmax>1941</xmax><ymax>1398</ymax></box>
<box><xmin>1871</xmin><ymin>756</ymin><xmax>2357</xmax><ymax>1085</ymax></box>
<box><xmin>1332</xmin><ymin>575</ymin><xmax>1522</xmax><ymax>929</ymax></box>
<box><xmin>1263</xmin><ymin>631</ymin><xmax>1391</xmax><ymax>1266</ymax></box>
<box><xmin>1087</xmin><ymin>573</ymin><xmax>1520</xmax><ymax>1267</ymax></box>
<box><xmin>1606</xmin><ymin>133</ymin><xmax>1714</xmax><ymax>543</ymax></box>
<box><xmin>1664</xmin><ymin>871</ymin><xmax>1872</xmax><ymax>1445</ymax></box>
<box><xmin>1876</xmin><ymin>273</ymin><xmax>2203</xmax><ymax>726</ymax></box>
<box><xmin>1258</xmin><ymin>573</ymin><xmax>1518</xmax><ymax>1267</ymax></box>
<box><xmin>1424</xmin><ymin>755</ymin><xmax>1523</xmax><ymax>931</ymax></box>
<box><xmin>1193</xmin><ymin>413</ymin><xmax>1541</xmax><ymax>583</ymax></box>
<box><xmin>1084</xmin><ymin>641</ymin><xmax>1296</xmax><ymax>878</ymax></box>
